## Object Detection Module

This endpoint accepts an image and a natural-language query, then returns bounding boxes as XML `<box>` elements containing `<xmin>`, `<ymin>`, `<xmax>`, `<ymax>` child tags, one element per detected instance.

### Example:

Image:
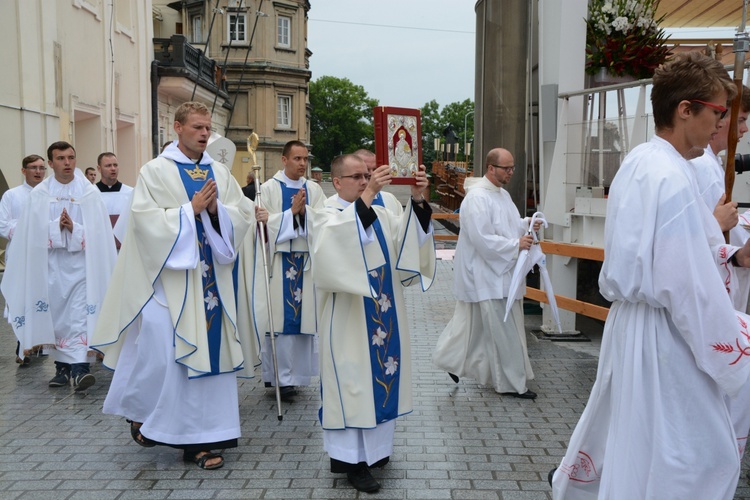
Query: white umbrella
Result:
<box><xmin>504</xmin><ymin>212</ymin><xmax>563</xmax><ymax>334</ymax></box>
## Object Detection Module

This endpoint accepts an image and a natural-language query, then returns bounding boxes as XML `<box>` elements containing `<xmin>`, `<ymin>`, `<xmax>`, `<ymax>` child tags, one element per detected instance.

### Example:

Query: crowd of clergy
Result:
<box><xmin>10</xmin><ymin>52</ymin><xmax>750</xmax><ymax>497</ymax></box>
<box><xmin>0</xmin><ymin>99</ymin><xmax>544</xmax><ymax>493</ymax></box>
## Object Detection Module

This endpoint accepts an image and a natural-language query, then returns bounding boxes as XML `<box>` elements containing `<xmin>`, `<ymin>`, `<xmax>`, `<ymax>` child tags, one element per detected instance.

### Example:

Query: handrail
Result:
<box><xmin>431</xmin><ymin>212</ymin><xmax>608</xmax><ymax>320</ymax></box>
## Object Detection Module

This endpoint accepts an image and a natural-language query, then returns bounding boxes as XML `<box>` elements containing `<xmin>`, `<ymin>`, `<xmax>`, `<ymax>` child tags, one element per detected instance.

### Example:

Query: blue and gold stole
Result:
<box><xmin>277</xmin><ymin>181</ymin><xmax>307</xmax><ymax>335</ymax></box>
<box><xmin>363</xmin><ymin>219</ymin><xmax>401</xmax><ymax>423</ymax></box>
<box><xmin>177</xmin><ymin>161</ymin><xmax>224</xmax><ymax>376</ymax></box>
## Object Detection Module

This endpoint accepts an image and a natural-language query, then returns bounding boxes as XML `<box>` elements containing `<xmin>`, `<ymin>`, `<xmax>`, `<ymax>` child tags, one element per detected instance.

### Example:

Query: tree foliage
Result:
<box><xmin>420</xmin><ymin>98</ymin><xmax>474</xmax><ymax>166</ymax></box>
<box><xmin>309</xmin><ymin>76</ymin><xmax>379</xmax><ymax>170</ymax></box>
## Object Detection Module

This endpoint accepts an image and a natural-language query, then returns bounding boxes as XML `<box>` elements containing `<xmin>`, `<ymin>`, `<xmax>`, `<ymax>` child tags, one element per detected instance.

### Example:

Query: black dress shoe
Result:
<box><xmin>346</xmin><ymin>466</ymin><xmax>380</xmax><ymax>493</ymax></box>
<box><xmin>503</xmin><ymin>390</ymin><xmax>537</xmax><ymax>400</ymax></box>
<box><xmin>548</xmin><ymin>466</ymin><xmax>557</xmax><ymax>486</ymax></box>
<box><xmin>448</xmin><ymin>373</ymin><xmax>459</xmax><ymax>383</ymax></box>
<box><xmin>279</xmin><ymin>386</ymin><xmax>297</xmax><ymax>396</ymax></box>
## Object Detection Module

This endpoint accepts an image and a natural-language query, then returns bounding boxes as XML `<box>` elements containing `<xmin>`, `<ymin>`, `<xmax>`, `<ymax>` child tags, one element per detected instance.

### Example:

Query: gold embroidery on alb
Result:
<box><xmin>185</xmin><ymin>165</ymin><xmax>208</xmax><ymax>181</ymax></box>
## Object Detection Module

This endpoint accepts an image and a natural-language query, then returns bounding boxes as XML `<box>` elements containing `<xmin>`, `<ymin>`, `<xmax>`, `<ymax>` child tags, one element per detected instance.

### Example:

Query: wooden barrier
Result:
<box><xmin>431</xmin><ymin>212</ymin><xmax>609</xmax><ymax>320</ymax></box>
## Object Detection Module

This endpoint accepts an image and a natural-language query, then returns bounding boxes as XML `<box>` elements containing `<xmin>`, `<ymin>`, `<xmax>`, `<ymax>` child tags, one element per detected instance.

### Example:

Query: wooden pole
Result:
<box><xmin>725</xmin><ymin>0</ymin><xmax>749</xmax><ymax>243</ymax></box>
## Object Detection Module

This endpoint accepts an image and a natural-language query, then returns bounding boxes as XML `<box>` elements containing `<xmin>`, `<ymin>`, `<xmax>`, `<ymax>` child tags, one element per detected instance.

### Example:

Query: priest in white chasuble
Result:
<box><xmin>551</xmin><ymin>52</ymin><xmax>750</xmax><ymax>500</ymax></box>
<box><xmin>255</xmin><ymin>140</ymin><xmax>326</xmax><ymax>398</ymax></box>
<box><xmin>91</xmin><ymin>102</ymin><xmax>260</xmax><ymax>471</ymax></box>
<box><xmin>307</xmin><ymin>154</ymin><xmax>435</xmax><ymax>493</ymax></box>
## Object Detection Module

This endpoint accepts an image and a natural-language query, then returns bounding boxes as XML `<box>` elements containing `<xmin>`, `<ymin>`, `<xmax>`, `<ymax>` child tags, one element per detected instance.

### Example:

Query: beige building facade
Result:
<box><xmin>153</xmin><ymin>0</ymin><xmax>312</xmax><ymax>183</ymax></box>
<box><xmin>4</xmin><ymin>0</ymin><xmax>311</xmax><ymax>198</ymax></box>
<box><xmin>2</xmin><ymin>0</ymin><xmax>154</xmax><ymax>190</ymax></box>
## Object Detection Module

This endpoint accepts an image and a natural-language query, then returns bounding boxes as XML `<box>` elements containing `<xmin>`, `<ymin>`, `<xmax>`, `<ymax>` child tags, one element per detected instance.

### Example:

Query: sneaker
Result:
<box><xmin>49</xmin><ymin>364</ymin><xmax>71</xmax><ymax>387</ymax></box>
<box><xmin>73</xmin><ymin>373</ymin><xmax>95</xmax><ymax>392</ymax></box>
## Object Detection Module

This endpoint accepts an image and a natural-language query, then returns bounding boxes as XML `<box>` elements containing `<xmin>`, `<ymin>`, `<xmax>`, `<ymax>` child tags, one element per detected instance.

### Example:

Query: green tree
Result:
<box><xmin>309</xmin><ymin>76</ymin><xmax>378</xmax><ymax>170</ymax></box>
<box><xmin>420</xmin><ymin>99</ymin><xmax>442</xmax><ymax>167</ymax></box>
<box><xmin>440</xmin><ymin>98</ymin><xmax>474</xmax><ymax>162</ymax></box>
<box><xmin>419</xmin><ymin>98</ymin><xmax>475</xmax><ymax>166</ymax></box>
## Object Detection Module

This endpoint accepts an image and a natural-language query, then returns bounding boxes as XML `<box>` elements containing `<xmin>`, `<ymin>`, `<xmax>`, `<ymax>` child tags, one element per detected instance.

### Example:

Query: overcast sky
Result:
<box><xmin>307</xmin><ymin>1</ymin><xmax>476</xmax><ymax>110</ymax></box>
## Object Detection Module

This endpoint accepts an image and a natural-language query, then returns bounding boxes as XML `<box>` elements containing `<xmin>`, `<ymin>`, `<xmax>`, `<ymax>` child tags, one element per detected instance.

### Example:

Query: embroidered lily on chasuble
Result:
<box><xmin>363</xmin><ymin>220</ymin><xmax>402</xmax><ymax>423</ymax></box>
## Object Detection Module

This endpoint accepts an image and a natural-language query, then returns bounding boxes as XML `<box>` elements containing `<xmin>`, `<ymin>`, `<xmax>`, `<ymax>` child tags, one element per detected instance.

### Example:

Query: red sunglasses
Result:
<box><xmin>690</xmin><ymin>99</ymin><xmax>728</xmax><ymax>119</ymax></box>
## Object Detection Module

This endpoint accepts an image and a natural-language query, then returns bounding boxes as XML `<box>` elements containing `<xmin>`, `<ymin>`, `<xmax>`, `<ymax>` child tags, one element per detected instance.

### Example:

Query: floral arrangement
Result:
<box><xmin>585</xmin><ymin>0</ymin><xmax>671</xmax><ymax>79</ymax></box>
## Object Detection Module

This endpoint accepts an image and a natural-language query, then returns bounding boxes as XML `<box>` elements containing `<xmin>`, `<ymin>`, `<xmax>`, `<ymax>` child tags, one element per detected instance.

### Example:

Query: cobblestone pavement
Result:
<box><xmin>2</xmin><ymin>261</ymin><xmax>750</xmax><ymax>499</ymax></box>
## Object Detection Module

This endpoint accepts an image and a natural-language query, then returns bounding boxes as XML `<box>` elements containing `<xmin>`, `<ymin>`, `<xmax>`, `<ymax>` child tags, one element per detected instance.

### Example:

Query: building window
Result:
<box><xmin>191</xmin><ymin>15</ymin><xmax>203</xmax><ymax>43</ymax></box>
<box><xmin>277</xmin><ymin>15</ymin><xmax>291</xmax><ymax>47</ymax></box>
<box><xmin>277</xmin><ymin>95</ymin><xmax>292</xmax><ymax>128</ymax></box>
<box><xmin>228</xmin><ymin>13</ymin><xmax>247</xmax><ymax>43</ymax></box>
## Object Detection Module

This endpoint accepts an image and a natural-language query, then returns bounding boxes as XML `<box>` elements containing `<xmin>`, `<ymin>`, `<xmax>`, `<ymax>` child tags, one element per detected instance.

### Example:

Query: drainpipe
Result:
<box><xmin>151</xmin><ymin>60</ymin><xmax>160</xmax><ymax>158</ymax></box>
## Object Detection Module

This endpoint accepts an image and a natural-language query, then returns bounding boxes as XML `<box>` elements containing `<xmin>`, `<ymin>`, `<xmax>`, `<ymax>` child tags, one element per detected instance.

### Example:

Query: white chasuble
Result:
<box><xmin>255</xmin><ymin>171</ymin><xmax>325</xmax><ymax>386</ymax></box>
<box><xmin>2</xmin><ymin>171</ymin><xmax>116</xmax><ymax>361</ymax></box>
<box><xmin>91</xmin><ymin>150</ymin><xmax>257</xmax><ymax>379</ymax></box>
<box><xmin>308</xmin><ymin>200</ymin><xmax>435</xmax><ymax>431</ymax></box>
<box><xmin>552</xmin><ymin>136</ymin><xmax>750</xmax><ymax>500</ymax></box>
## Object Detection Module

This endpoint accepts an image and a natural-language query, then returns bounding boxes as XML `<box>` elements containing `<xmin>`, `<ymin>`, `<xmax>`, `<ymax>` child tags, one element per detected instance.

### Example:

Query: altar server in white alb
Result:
<box><xmin>255</xmin><ymin>140</ymin><xmax>325</xmax><ymax>399</ymax></box>
<box><xmin>95</xmin><ymin>152</ymin><xmax>133</xmax><ymax>248</ymax></box>
<box><xmin>308</xmin><ymin>154</ymin><xmax>435</xmax><ymax>493</ymax></box>
<box><xmin>2</xmin><ymin>141</ymin><xmax>116</xmax><ymax>391</ymax></box>
<box><xmin>689</xmin><ymin>86</ymin><xmax>750</xmax><ymax>462</ymax></box>
<box><xmin>91</xmin><ymin>102</ymin><xmax>260</xmax><ymax>471</ymax></box>
<box><xmin>432</xmin><ymin>147</ymin><xmax>538</xmax><ymax>399</ymax></box>
<box><xmin>0</xmin><ymin>154</ymin><xmax>47</xmax><ymax>365</ymax></box>
<box><xmin>551</xmin><ymin>52</ymin><xmax>750</xmax><ymax>500</ymax></box>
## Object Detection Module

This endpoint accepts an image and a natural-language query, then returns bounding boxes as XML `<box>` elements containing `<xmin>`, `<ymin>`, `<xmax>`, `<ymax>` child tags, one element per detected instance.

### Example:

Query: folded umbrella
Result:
<box><xmin>504</xmin><ymin>212</ymin><xmax>563</xmax><ymax>334</ymax></box>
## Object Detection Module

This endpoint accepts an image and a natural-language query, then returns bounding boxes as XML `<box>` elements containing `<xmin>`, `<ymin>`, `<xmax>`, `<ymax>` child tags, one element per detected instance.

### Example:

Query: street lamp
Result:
<box><xmin>464</xmin><ymin>110</ymin><xmax>475</xmax><ymax>164</ymax></box>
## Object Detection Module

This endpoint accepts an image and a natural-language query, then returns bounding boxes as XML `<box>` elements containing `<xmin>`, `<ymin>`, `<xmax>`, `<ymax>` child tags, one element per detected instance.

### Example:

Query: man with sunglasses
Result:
<box><xmin>308</xmin><ymin>154</ymin><xmax>435</xmax><ymax>493</ymax></box>
<box><xmin>551</xmin><ymin>52</ymin><xmax>750</xmax><ymax>499</ymax></box>
<box><xmin>0</xmin><ymin>155</ymin><xmax>46</xmax><ymax>365</ymax></box>
<box><xmin>433</xmin><ymin>147</ymin><xmax>538</xmax><ymax>400</ymax></box>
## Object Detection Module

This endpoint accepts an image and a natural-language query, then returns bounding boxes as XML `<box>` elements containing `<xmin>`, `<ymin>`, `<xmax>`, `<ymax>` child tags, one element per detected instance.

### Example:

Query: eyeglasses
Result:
<box><xmin>23</xmin><ymin>166</ymin><xmax>47</xmax><ymax>172</ymax></box>
<box><xmin>490</xmin><ymin>164</ymin><xmax>515</xmax><ymax>173</ymax></box>
<box><xmin>339</xmin><ymin>173</ymin><xmax>371</xmax><ymax>181</ymax></box>
<box><xmin>690</xmin><ymin>99</ymin><xmax>728</xmax><ymax>119</ymax></box>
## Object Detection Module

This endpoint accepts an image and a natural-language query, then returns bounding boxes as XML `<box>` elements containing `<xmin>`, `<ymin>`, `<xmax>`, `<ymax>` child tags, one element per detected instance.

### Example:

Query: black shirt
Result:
<box><xmin>97</xmin><ymin>181</ymin><xmax>123</xmax><ymax>192</ymax></box>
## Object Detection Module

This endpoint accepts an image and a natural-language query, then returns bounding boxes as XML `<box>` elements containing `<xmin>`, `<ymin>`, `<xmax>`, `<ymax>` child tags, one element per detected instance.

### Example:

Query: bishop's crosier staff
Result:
<box><xmin>248</xmin><ymin>133</ymin><xmax>283</xmax><ymax>421</ymax></box>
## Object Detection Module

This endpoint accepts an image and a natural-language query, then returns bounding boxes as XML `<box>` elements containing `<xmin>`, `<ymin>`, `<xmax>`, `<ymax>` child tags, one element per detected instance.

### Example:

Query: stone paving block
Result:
<box><xmin>164</xmin><ymin>490</ymin><xmax>214</xmax><ymax>499</ymax></box>
<box><xmin>10</xmin><ymin>492</ymin><xmax>61</xmax><ymax>500</ymax></box>
<box><xmin>499</xmin><ymin>491</ymin><xmax>550</xmax><ymax>500</ymax></box>
<box><xmin>45</xmin><ymin>470</ymin><xmax>95</xmax><ymax>480</ymax></box>
<box><xmin>310</xmin><ymin>488</ymin><xmax>361</xmax><ymax>498</ymax></box>
<box><xmin>209</xmin><ymin>490</ymin><xmax>267</xmax><ymax>499</ymax></box>
<box><xmin>69</xmin><ymin>492</ymin><xmax>121</xmax><ymax>500</ymax></box>
<box><xmin>452</xmin><ymin>490</ymin><xmax>501</xmax><ymax>499</ymax></box>
<box><xmin>57</xmin><ymin>479</ymin><xmax>116</xmax><ymax>490</ymax></box>
<box><xmin>118</xmin><ymin>491</ymin><xmax>170</xmax><ymax>499</ymax></box>
<box><xmin>474</xmin><ymin>479</ymin><xmax>520</xmax><ymax>491</ymax></box>
<box><xmin>0</xmin><ymin>471</ymin><xmax>49</xmax><ymax>481</ymax></box>
<box><xmin>7</xmin><ymin>479</ymin><xmax>63</xmax><ymax>490</ymax></box>
<box><xmin>263</xmin><ymin>488</ymin><xmax>312</xmax><ymax>498</ymax></box>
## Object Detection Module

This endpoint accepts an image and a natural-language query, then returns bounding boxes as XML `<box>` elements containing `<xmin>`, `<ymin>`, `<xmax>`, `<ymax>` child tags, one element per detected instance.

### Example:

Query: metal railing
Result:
<box><xmin>431</xmin><ymin>212</ymin><xmax>609</xmax><ymax>321</ymax></box>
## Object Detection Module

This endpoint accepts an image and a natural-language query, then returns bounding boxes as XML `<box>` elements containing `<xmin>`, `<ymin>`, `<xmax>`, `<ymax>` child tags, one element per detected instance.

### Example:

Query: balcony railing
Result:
<box><xmin>154</xmin><ymin>34</ymin><xmax>229</xmax><ymax>97</ymax></box>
